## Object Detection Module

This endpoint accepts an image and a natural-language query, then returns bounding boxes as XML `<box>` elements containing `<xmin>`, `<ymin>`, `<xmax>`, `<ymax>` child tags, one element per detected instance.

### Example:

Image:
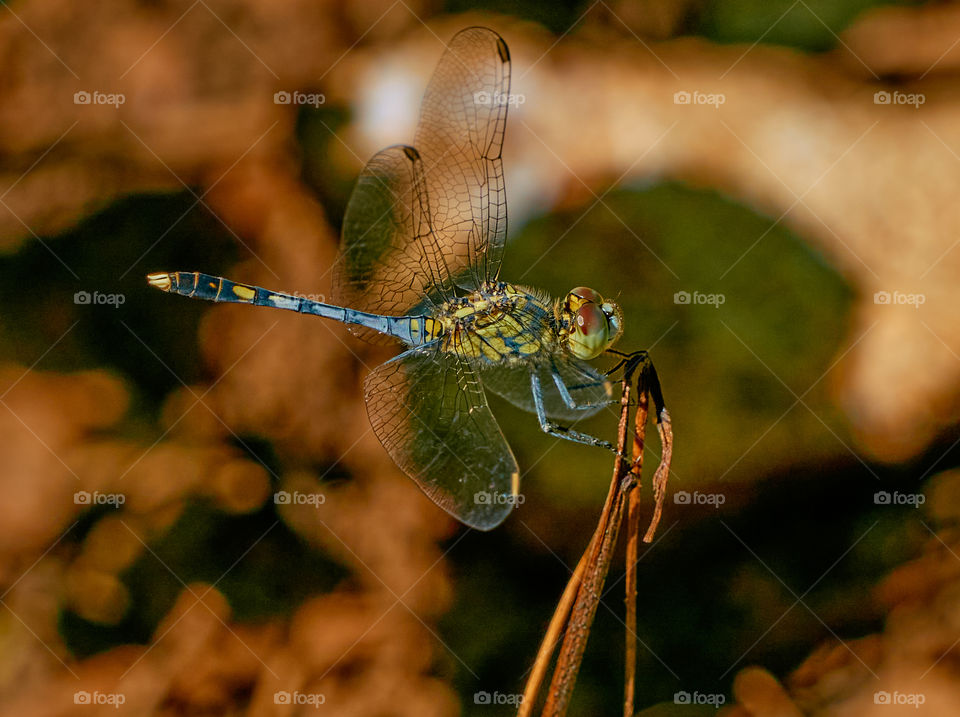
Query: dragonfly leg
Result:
<box><xmin>604</xmin><ymin>349</ymin><xmax>671</xmax><ymax>459</ymax></box>
<box><xmin>531</xmin><ymin>372</ymin><xmax>616</xmax><ymax>452</ymax></box>
<box><xmin>550</xmin><ymin>368</ymin><xmax>613</xmax><ymax>411</ymax></box>
<box><xmin>607</xmin><ymin>350</ymin><xmax>668</xmax><ymax>422</ymax></box>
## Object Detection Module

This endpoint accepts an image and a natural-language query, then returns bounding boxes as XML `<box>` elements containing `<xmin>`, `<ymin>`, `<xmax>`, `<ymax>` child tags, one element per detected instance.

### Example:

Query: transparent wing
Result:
<box><xmin>364</xmin><ymin>344</ymin><xmax>520</xmax><ymax>530</ymax></box>
<box><xmin>482</xmin><ymin>354</ymin><xmax>614</xmax><ymax>422</ymax></box>
<box><xmin>332</xmin><ymin>145</ymin><xmax>452</xmax><ymax>344</ymax></box>
<box><xmin>332</xmin><ymin>27</ymin><xmax>510</xmax><ymax>342</ymax></box>
<box><xmin>414</xmin><ymin>26</ymin><xmax>511</xmax><ymax>289</ymax></box>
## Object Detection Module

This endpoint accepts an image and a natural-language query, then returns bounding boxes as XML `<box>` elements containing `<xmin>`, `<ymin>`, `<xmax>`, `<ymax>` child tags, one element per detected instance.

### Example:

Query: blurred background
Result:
<box><xmin>3</xmin><ymin>0</ymin><xmax>960</xmax><ymax>714</ymax></box>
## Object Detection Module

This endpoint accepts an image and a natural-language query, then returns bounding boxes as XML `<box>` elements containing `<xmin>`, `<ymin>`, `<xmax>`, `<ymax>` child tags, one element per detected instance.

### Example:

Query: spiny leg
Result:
<box><xmin>531</xmin><ymin>371</ymin><xmax>615</xmax><ymax>452</ymax></box>
<box><xmin>605</xmin><ymin>349</ymin><xmax>666</xmax><ymax>413</ymax></box>
<box><xmin>623</xmin><ymin>351</ymin><xmax>667</xmax><ymax>423</ymax></box>
<box><xmin>550</xmin><ymin>366</ymin><xmax>614</xmax><ymax>412</ymax></box>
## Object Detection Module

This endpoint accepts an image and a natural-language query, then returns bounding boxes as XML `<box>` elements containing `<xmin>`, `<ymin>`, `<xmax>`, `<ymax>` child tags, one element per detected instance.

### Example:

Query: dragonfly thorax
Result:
<box><xmin>431</xmin><ymin>282</ymin><xmax>553</xmax><ymax>365</ymax></box>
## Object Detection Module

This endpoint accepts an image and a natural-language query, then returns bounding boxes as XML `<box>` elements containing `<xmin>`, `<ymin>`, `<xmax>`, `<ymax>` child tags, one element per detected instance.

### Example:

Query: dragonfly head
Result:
<box><xmin>563</xmin><ymin>287</ymin><xmax>624</xmax><ymax>360</ymax></box>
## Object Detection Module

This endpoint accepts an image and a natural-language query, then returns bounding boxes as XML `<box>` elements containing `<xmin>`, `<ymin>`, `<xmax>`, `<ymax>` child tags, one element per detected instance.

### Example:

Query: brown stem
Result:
<box><xmin>517</xmin><ymin>547</ymin><xmax>590</xmax><ymax>717</ymax></box>
<box><xmin>624</xmin><ymin>489</ymin><xmax>640</xmax><ymax>717</ymax></box>
<box><xmin>540</xmin><ymin>364</ymin><xmax>638</xmax><ymax>717</ymax></box>
<box><xmin>624</xmin><ymin>384</ymin><xmax>648</xmax><ymax>717</ymax></box>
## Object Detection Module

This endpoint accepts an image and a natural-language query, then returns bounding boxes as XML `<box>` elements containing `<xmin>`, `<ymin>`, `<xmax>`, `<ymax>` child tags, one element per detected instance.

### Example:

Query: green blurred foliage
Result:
<box><xmin>446</xmin><ymin>0</ymin><xmax>914</xmax><ymax>50</ymax></box>
<box><xmin>697</xmin><ymin>0</ymin><xmax>913</xmax><ymax>51</ymax></box>
<box><xmin>498</xmin><ymin>182</ymin><xmax>852</xmax><ymax>505</ymax></box>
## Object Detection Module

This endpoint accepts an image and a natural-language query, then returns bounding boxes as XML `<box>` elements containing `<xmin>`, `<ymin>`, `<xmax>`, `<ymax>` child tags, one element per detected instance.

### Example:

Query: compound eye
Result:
<box><xmin>575</xmin><ymin>302</ymin><xmax>605</xmax><ymax>336</ymax></box>
<box><xmin>570</xmin><ymin>286</ymin><xmax>603</xmax><ymax>304</ymax></box>
<box><xmin>569</xmin><ymin>303</ymin><xmax>609</xmax><ymax>360</ymax></box>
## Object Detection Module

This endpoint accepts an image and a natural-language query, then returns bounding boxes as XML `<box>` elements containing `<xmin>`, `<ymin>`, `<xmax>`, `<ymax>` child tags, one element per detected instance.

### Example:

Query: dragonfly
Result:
<box><xmin>147</xmin><ymin>26</ymin><xmax>668</xmax><ymax>531</ymax></box>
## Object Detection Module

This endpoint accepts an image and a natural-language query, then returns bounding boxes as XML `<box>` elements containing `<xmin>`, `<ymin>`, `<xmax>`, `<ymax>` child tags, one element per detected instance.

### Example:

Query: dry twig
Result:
<box><xmin>519</xmin><ymin>352</ymin><xmax>672</xmax><ymax>717</ymax></box>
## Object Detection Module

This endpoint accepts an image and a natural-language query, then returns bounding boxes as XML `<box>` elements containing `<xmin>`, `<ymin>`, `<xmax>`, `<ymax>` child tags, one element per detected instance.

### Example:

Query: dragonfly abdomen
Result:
<box><xmin>147</xmin><ymin>271</ymin><xmax>436</xmax><ymax>345</ymax></box>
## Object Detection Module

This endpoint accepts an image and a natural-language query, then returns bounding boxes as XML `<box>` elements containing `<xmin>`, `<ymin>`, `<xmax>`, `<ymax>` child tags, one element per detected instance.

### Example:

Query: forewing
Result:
<box><xmin>364</xmin><ymin>344</ymin><xmax>520</xmax><ymax>530</ymax></box>
<box><xmin>333</xmin><ymin>145</ymin><xmax>451</xmax><ymax>344</ymax></box>
<box><xmin>414</xmin><ymin>26</ymin><xmax>511</xmax><ymax>289</ymax></box>
<box><xmin>482</xmin><ymin>354</ymin><xmax>614</xmax><ymax>422</ymax></box>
